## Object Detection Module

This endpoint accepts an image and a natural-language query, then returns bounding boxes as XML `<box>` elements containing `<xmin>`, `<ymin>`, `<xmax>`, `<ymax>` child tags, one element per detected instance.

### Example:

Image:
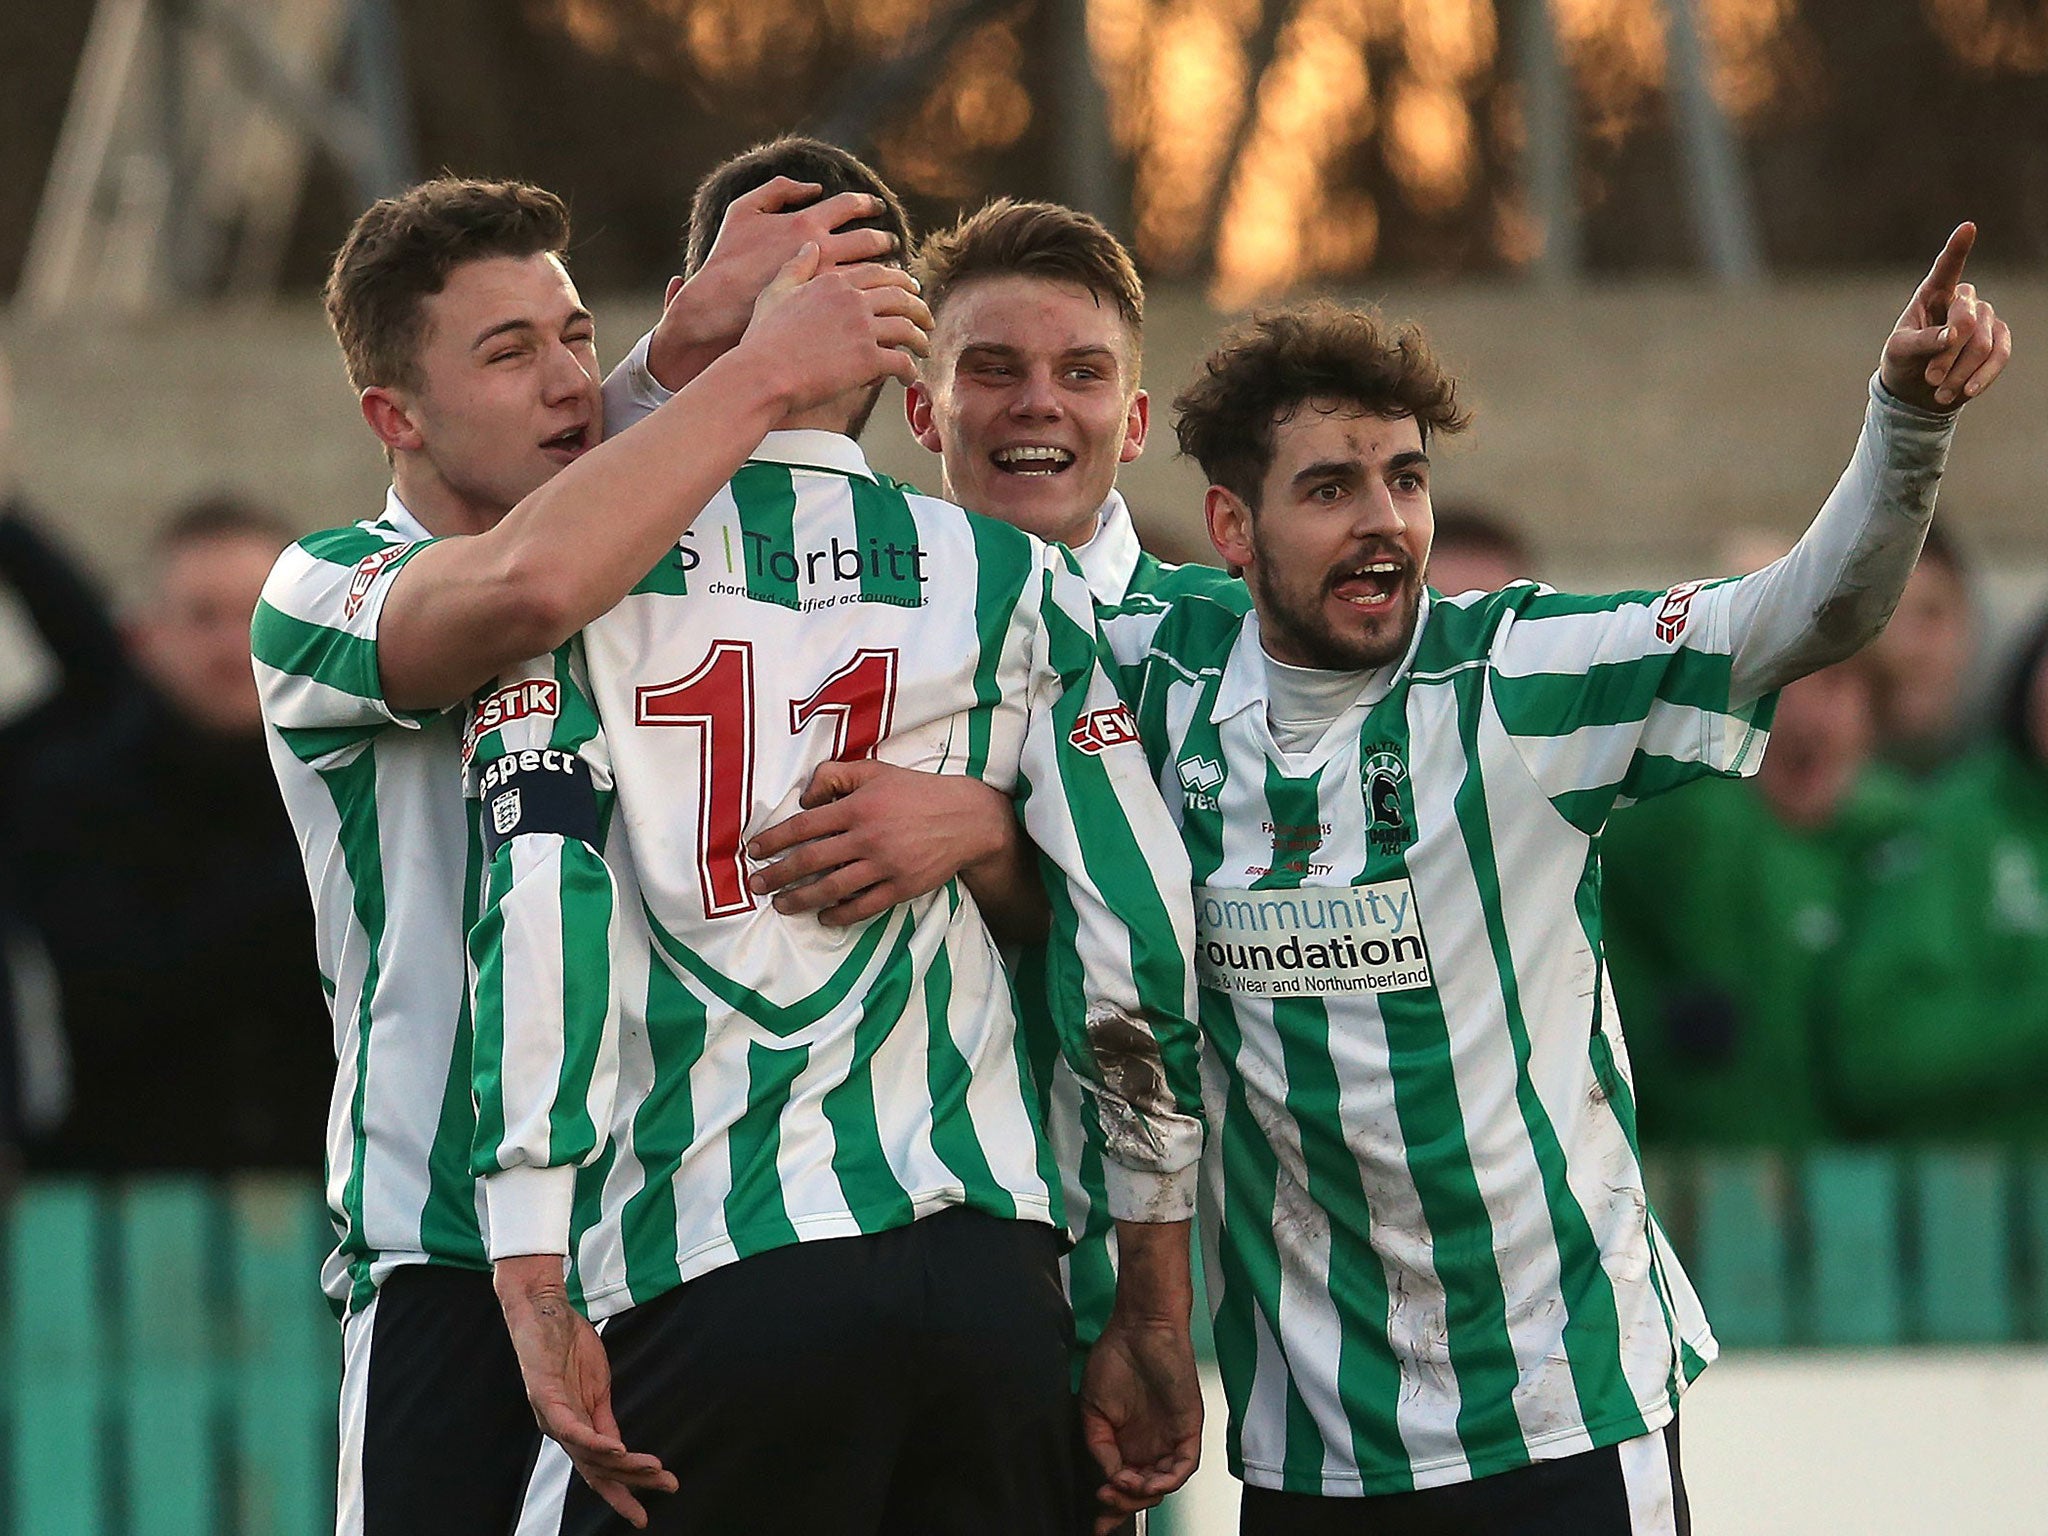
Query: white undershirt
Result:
<box><xmin>1262</xmin><ymin>652</ymin><xmax>1379</xmax><ymax>757</ymax></box>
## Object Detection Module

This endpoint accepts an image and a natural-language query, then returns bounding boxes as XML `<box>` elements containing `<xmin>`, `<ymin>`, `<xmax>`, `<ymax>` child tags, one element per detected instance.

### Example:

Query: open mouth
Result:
<box><xmin>990</xmin><ymin>445</ymin><xmax>1075</xmax><ymax>478</ymax></box>
<box><xmin>541</xmin><ymin>424</ymin><xmax>591</xmax><ymax>460</ymax></box>
<box><xmin>1328</xmin><ymin>559</ymin><xmax>1407</xmax><ymax>609</ymax></box>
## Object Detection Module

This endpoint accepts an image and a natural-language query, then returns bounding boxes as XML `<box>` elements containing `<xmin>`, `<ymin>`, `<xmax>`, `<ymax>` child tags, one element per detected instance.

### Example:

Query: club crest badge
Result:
<box><xmin>1362</xmin><ymin>748</ymin><xmax>1411</xmax><ymax>854</ymax></box>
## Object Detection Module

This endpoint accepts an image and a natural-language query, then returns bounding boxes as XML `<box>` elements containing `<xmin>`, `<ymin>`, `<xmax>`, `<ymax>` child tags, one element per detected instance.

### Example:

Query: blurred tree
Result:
<box><xmin>4</xmin><ymin>0</ymin><xmax>2046</xmax><ymax>300</ymax></box>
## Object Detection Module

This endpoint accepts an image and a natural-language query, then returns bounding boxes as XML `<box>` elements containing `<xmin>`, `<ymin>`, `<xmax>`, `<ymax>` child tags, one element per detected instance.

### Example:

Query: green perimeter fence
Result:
<box><xmin>4</xmin><ymin>1147</ymin><xmax>2048</xmax><ymax>1533</ymax></box>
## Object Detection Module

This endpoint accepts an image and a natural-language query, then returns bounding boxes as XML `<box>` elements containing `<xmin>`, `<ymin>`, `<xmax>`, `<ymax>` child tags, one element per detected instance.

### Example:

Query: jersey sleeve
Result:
<box><xmin>250</xmin><ymin>526</ymin><xmax>440</xmax><ymax>767</ymax></box>
<box><xmin>1016</xmin><ymin>547</ymin><xmax>1204</xmax><ymax>1223</ymax></box>
<box><xmin>463</xmin><ymin>640</ymin><xmax>623</xmax><ymax>1259</ymax></box>
<box><xmin>601</xmin><ymin>329</ymin><xmax>671</xmax><ymax>442</ymax></box>
<box><xmin>1484</xmin><ymin>581</ymin><xmax>1776</xmax><ymax>833</ymax></box>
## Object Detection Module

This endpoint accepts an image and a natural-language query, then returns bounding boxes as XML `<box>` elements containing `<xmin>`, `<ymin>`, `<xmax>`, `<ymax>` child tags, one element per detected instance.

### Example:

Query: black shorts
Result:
<box><xmin>1239</xmin><ymin>1418</ymin><xmax>1689</xmax><ymax>1536</ymax></box>
<box><xmin>521</xmin><ymin>1206</ymin><xmax>1081</xmax><ymax>1536</ymax></box>
<box><xmin>337</xmin><ymin>1263</ymin><xmax>542</xmax><ymax>1536</ymax></box>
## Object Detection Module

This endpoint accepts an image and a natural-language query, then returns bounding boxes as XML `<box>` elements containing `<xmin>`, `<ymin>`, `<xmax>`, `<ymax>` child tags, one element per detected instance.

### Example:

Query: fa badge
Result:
<box><xmin>1362</xmin><ymin>748</ymin><xmax>1410</xmax><ymax>854</ymax></box>
<box><xmin>491</xmin><ymin>789</ymin><xmax>523</xmax><ymax>839</ymax></box>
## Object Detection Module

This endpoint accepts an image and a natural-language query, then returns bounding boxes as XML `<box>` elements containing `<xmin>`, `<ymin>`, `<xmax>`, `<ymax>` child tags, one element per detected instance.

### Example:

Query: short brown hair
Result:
<box><xmin>153</xmin><ymin>494</ymin><xmax>295</xmax><ymax>554</ymax></box>
<box><xmin>324</xmin><ymin>178</ymin><xmax>571</xmax><ymax>393</ymax></box>
<box><xmin>685</xmin><ymin>136</ymin><xmax>911</xmax><ymax>278</ymax></box>
<box><xmin>916</xmin><ymin>199</ymin><xmax>1144</xmax><ymax>340</ymax></box>
<box><xmin>1173</xmin><ymin>301</ymin><xmax>1469</xmax><ymax>507</ymax></box>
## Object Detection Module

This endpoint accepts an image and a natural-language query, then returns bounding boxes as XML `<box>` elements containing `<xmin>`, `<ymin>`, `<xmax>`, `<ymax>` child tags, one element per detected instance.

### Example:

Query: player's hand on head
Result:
<box><xmin>741</xmin><ymin>248</ymin><xmax>933</xmax><ymax>413</ymax></box>
<box><xmin>494</xmin><ymin>1256</ymin><xmax>677</xmax><ymax>1527</ymax></box>
<box><xmin>648</xmin><ymin>179</ymin><xmax>904</xmax><ymax>386</ymax></box>
<box><xmin>1881</xmin><ymin>222</ymin><xmax>2014</xmax><ymax>412</ymax></box>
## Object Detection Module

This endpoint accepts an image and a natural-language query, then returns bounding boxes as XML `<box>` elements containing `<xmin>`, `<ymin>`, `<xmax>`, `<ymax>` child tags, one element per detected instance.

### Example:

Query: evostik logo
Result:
<box><xmin>1656</xmin><ymin>581</ymin><xmax>1703</xmax><ymax>645</ymax></box>
<box><xmin>1362</xmin><ymin>747</ymin><xmax>1411</xmax><ymax>853</ymax></box>
<box><xmin>343</xmin><ymin>546</ymin><xmax>406</xmax><ymax>620</ymax></box>
<box><xmin>1069</xmin><ymin>704</ymin><xmax>1140</xmax><ymax>755</ymax></box>
<box><xmin>463</xmin><ymin>679</ymin><xmax>560</xmax><ymax>764</ymax></box>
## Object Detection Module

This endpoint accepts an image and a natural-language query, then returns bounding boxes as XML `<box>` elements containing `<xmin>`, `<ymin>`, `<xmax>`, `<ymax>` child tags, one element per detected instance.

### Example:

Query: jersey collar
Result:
<box><xmin>1211</xmin><ymin>593</ymin><xmax>1437</xmax><ymax>726</ymax></box>
<box><xmin>379</xmin><ymin>487</ymin><xmax>433</xmax><ymax>542</ymax></box>
<box><xmin>1072</xmin><ymin>490</ymin><xmax>1143</xmax><ymax>605</ymax></box>
<box><xmin>748</xmin><ymin>430</ymin><xmax>879</xmax><ymax>483</ymax></box>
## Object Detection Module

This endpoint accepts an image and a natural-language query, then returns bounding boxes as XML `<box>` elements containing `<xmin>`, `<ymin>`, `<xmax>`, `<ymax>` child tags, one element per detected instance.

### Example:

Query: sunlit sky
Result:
<box><xmin>543</xmin><ymin>0</ymin><xmax>2046</xmax><ymax>303</ymax></box>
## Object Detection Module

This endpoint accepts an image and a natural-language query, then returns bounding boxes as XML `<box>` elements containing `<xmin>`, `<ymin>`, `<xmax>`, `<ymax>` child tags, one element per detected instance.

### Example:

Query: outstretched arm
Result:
<box><xmin>1726</xmin><ymin>223</ymin><xmax>2012</xmax><ymax>703</ymax></box>
<box><xmin>378</xmin><ymin>247</ymin><xmax>932</xmax><ymax>712</ymax></box>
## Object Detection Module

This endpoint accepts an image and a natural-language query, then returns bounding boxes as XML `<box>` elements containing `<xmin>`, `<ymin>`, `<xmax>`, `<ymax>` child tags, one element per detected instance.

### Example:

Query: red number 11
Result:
<box><xmin>637</xmin><ymin>643</ymin><xmax>898</xmax><ymax>918</ymax></box>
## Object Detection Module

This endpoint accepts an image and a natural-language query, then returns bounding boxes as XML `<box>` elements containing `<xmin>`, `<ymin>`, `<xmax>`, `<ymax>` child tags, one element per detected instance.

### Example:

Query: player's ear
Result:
<box><xmin>1205</xmin><ymin>483</ymin><xmax>1255</xmax><ymax>569</ymax></box>
<box><xmin>1120</xmin><ymin>389</ymin><xmax>1149</xmax><ymax>465</ymax></box>
<box><xmin>664</xmin><ymin>274</ymin><xmax>686</xmax><ymax>309</ymax></box>
<box><xmin>905</xmin><ymin>379</ymin><xmax>942</xmax><ymax>452</ymax></box>
<box><xmin>360</xmin><ymin>386</ymin><xmax>425</xmax><ymax>456</ymax></box>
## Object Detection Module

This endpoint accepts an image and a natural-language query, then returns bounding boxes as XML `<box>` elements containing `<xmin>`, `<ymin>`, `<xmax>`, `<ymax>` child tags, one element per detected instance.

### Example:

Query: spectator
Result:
<box><xmin>1602</xmin><ymin>655</ymin><xmax>1913</xmax><ymax>1146</ymax></box>
<box><xmin>0</xmin><ymin>350</ymin><xmax>132</xmax><ymax>1183</ymax></box>
<box><xmin>1423</xmin><ymin>501</ymin><xmax>1531</xmax><ymax>593</ymax></box>
<box><xmin>1831</xmin><ymin>608</ymin><xmax>2048</xmax><ymax>1141</ymax></box>
<box><xmin>1864</xmin><ymin>521</ymin><xmax>1978</xmax><ymax>776</ymax></box>
<box><xmin>13</xmin><ymin>497</ymin><xmax>332</xmax><ymax>1173</ymax></box>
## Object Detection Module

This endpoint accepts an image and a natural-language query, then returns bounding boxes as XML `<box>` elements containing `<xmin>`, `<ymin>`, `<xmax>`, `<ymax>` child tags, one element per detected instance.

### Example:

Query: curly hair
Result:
<box><xmin>1173</xmin><ymin>300</ymin><xmax>1470</xmax><ymax>507</ymax></box>
<box><xmin>916</xmin><ymin>199</ymin><xmax>1143</xmax><ymax>340</ymax></box>
<box><xmin>324</xmin><ymin>178</ymin><xmax>571</xmax><ymax>393</ymax></box>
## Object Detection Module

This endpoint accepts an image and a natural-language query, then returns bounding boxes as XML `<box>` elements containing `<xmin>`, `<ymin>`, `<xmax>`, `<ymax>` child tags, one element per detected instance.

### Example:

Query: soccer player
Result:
<box><xmin>253</xmin><ymin>174</ymin><xmax>931</xmax><ymax>1536</ymax></box>
<box><xmin>1097</xmin><ymin>227</ymin><xmax>2008</xmax><ymax>1533</ymax></box>
<box><xmin>736</xmin><ymin>198</ymin><xmax>1231</xmax><ymax>1534</ymax></box>
<box><xmin>469</xmin><ymin>141</ymin><xmax>1207</xmax><ymax>1536</ymax></box>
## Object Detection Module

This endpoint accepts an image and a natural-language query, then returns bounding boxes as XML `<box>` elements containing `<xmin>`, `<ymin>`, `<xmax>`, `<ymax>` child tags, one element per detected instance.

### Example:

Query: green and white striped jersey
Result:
<box><xmin>463</xmin><ymin>432</ymin><xmax>1205</xmax><ymax>1321</ymax></box>
<box><xmin>1020</xmin><ymin>491</ymin><xmax>1239</xmax><ymax>1358</ymax></box>
<box><xmin>252</xmin><ymin>492</ymin><xmax>487</xmax><ymax>1317</ymax></box>
<box><xmin>1102</xmin><ymin>577</ymin><xmax>1776</xmax><ymax>1495</ymax></box>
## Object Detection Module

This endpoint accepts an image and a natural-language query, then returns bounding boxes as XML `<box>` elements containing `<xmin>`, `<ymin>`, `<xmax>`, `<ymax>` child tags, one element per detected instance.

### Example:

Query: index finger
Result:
<box><xmin>802</xmin><ymin>188</ymin><xmax>889</xmax><ymax>236</ymax></box>
<box><xmin>746</xmin><ymin>800</ymin><xmax>850</xmax><ymax>861</ymax></box>
<box><xmin>729</xmin><ymin>175</ymin><xmax>824</xmax><ymax>219</ymax></box>
<box><xmin>1915</xmin><ymin>222</ymin><xmax>1977</xmax><ymax>308</ymax></box>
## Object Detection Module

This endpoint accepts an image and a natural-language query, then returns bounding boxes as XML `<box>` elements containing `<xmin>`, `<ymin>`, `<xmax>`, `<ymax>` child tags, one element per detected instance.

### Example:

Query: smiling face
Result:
<box><xmin>906</xmin><ymin>273</ymin><xmax>1146</xmax><ymax>548</ymax></box>
<box><xmin>1207</xmin><ymin>401</ymin><xmax>1433</xmax><ymax>672</ymax></box>
<box><xmin>363</xmin><ymin>252</ymin><xmax>600</xmax><ymax>534</ymax></box>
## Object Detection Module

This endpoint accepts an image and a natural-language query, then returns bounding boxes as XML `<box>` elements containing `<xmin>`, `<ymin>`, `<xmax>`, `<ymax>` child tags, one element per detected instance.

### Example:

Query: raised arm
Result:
<box><xmin>378</xmin><ymin>248</ymin><xmax>932</xmax><ymax>711</ymax></box>
<box><xmin>1725</xmin><ymin>223</ymin><xmax>2012</xmax><ymax>703</ymax></box>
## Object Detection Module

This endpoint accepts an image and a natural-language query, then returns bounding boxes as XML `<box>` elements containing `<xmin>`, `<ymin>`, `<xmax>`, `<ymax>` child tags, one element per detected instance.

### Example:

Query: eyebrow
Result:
<box><xmin>471</xmin><ymin>309</ymin><xmax>593</xmax><ymax>350</ymax></box>
<box><xmin>956</xmin><ymin>342</ymin><xmax>1122</xmax><ymax>365</ymax></box>
<box><xmin>1290</xmin><ymin>449</ymin><xmax>1430</xmax><ymax>490</ymax></box>
<box><xmin>1291</xmin><ymin>458</ymin><xmax>1365</xmax><ymax>489</ymax></box>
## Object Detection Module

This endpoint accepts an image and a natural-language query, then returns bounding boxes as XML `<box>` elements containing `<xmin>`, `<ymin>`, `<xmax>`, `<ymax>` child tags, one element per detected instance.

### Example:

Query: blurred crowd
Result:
<box><xmin>0</xmin><ymin>374</ymin><xmax>2041</xmax><ymax>1183</ymax></box>
<box><xmin>0</xmin><ymin>355</ymin><xmax>332</xmax><ymax>1184</ymax></box>
<box><xmin>1600</xmin><ymin>520</ymin><xmax>2048</xmax><ymax>1148</ymax></box>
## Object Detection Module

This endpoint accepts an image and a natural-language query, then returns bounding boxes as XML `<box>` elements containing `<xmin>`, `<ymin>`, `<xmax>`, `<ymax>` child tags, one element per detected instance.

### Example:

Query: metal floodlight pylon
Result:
<box><xmin>19</xmin><ymin>0</ymin><xmax>416</xmax><ymax>317</ymax></box>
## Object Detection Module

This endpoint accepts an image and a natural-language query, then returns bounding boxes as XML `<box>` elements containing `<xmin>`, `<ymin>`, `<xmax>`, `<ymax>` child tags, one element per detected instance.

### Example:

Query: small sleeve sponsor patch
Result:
<box><xmin>343</xmin><ymin>544</ymin><xmax>410</xmax><ymax>620</ymax></box>
<box><xmin>462</xmin><ymin>678</ymin><xmax>562</xmax><ymax>764</ymax></box>
<box><xmin>477</xmin><ymin>748</ymin><xmax>599</xmax><ymax>859</ymax></box>
<box><xmin>1069</xmin><ymin>704</ymin><xmax>1141</xmax><ymax>755</ymax></box>
<box><xmin>1655</xmin><ymin>581</ymin><xmax>1704</xmax><ymax>645</ymax></box>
